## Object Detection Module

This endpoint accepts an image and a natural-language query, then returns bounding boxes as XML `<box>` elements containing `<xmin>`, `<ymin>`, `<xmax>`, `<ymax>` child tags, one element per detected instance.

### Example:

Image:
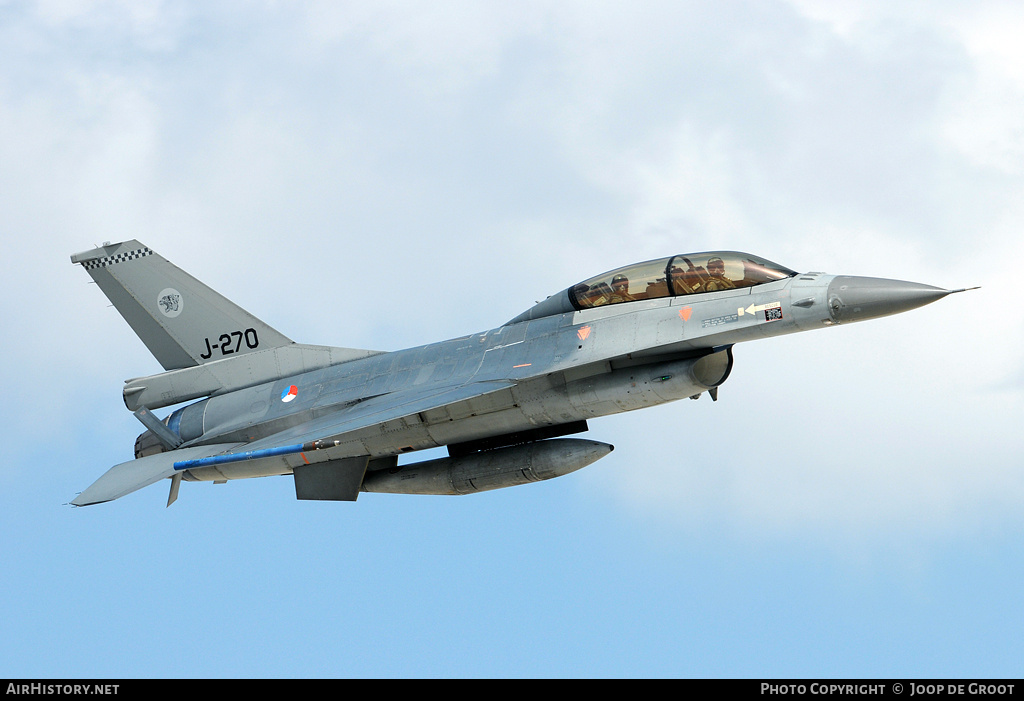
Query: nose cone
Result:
<box><xmin>827</xmin><ymin>276</ymin><xmax>951</xmax><ymax>324</ymax></box>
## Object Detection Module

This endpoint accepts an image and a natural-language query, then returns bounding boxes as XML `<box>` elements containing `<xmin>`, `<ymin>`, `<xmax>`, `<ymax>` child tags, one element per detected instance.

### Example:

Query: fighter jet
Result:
<box><xmin>69</xmin><ymin>241</ymin><xmax>972</xmax><ymax>506</ymax></box>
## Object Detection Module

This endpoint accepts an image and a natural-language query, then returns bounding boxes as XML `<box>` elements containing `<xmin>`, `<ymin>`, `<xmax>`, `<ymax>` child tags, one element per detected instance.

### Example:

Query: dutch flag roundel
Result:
<box><xmin>281</xmin><ymin>385</ymin><xmax>298</xmax><ymax>403</ymax></box>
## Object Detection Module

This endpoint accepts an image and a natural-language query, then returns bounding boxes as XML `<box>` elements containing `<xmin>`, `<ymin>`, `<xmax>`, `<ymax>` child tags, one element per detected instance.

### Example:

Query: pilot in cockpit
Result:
<box><xmin>702</xmin><ymin>257</ymin><xmax>736</xmax><ymax>292</ymax></box>
<box><xmin>608</xmin><ymin>274</ymin><xmax>635</xmax><ymax>304</ymax></box>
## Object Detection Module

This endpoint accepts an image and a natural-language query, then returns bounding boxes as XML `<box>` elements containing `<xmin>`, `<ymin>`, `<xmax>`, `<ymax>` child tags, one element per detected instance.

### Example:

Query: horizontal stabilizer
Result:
<box><xmin>71</xmin><ymin>444</ymin><xmax>240</xmax><ymax>506</ymax></box>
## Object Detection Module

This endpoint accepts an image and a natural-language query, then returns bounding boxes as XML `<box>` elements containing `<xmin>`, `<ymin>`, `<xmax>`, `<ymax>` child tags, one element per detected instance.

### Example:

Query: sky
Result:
<box><xmin>1</xmin><ymin>0</ymin><xmax>1022</xmax><ymax>679</ymax></box>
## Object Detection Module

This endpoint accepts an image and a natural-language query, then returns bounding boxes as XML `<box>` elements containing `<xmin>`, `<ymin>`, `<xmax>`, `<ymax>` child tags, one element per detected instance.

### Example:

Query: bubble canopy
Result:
<box><xmin>568</xmin><ymin>251</ymin><xmax>797</xmax><ymax>310</ymax></box>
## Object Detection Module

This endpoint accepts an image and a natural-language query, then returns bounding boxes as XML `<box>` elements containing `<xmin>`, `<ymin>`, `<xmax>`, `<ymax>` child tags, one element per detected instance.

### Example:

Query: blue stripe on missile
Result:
<box><xmin>174</xmin><ymin>443</ymin><xmax>306</xmax><ymax>470</ymax></box>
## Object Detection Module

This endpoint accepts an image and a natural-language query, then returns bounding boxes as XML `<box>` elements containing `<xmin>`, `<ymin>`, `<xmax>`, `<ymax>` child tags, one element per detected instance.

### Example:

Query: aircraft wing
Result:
<box><xmin>74</xmin><ymin>379</ymin><xmax>519</xmax><ymax>505</ymax></box>
<box><xmin>230</xmin><ymin>378</ymin><xmax>519</xmax><ymax>455</ymax></box>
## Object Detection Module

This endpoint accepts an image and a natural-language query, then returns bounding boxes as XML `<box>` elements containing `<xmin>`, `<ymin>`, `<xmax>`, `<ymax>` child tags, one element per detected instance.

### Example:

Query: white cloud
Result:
<box><xmin>0</xmin><ymin>0</ymin><xmax>1020</xmax><ymax>546</ymax></box>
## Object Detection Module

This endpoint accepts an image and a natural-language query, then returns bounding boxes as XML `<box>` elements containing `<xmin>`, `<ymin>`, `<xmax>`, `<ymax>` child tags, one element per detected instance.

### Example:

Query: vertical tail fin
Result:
<box><xmin>72</xmin><ymin>240</ymin><xmax>293</xmax><ymax>371</ymax></box>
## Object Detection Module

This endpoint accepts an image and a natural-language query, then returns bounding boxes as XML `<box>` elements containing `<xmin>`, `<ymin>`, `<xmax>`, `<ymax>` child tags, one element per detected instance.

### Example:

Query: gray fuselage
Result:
<box><xmin>170</xmin><ymin>272</ymin><xmax>834</xmax><ymax>482</ymax></box>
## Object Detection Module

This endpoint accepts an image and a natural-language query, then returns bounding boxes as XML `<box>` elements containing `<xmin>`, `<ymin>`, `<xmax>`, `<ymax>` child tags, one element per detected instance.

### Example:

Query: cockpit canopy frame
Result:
<box><xmin>567</xmin><ymin>251</ymin><xmax>797</xmax><ymax>310</ymax></box>
<box><xmin>505</xmin><ymin>251</ymin><xmax>798</xmax><ymax>325</ymax></box>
